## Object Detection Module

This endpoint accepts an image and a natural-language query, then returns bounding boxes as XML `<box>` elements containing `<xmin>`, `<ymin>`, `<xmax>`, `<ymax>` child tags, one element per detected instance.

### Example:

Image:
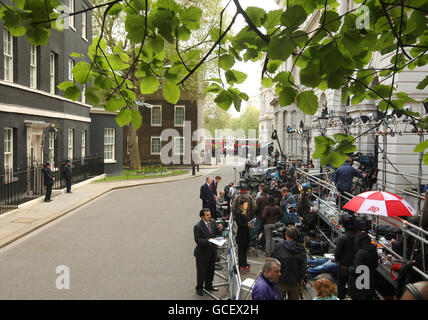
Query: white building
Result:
<box><xmin>259</xmin><ymin>0</ymin><xmax>428</xmax><ymax>201</ymax></box>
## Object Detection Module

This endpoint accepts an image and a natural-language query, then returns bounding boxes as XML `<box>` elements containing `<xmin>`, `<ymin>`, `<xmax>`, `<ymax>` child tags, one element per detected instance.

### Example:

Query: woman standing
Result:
<box><xmin>236</xmin><ymin>200</ymin><xmax>253</xmax><ymax>272</ymax></box>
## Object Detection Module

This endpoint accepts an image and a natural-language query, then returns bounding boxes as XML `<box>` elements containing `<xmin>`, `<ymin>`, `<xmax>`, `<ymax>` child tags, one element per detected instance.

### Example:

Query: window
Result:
<box><xmin>68</xmin><ymin>58</ymin><xmax>74</xmax><ymax>81</ymax></box>
<box><xmin>30</xmin><ymin>45</ymin><xmax>37</xmax><ymax>89</ymax></box>
<box><xmin>81</xmin><ymin>130</ymin><xmax>86</xmax><ymax>158</ymax></box>
<box><xmin>104</xmin><ymin>128</ymin><xmax>115</xmax><ymax>161</ymax></box>
<box><xmin>50</xmin><ymin>52</ymin><xmax>56</xmax><ymax>94</ymax></box>
<box><xmin>151</xmin><ymin>105</ymin><xmax>162</xmax><ymax>126</ymax></box>
<box><xmin>3</xmin><ymin>29</ymin><xmax>13</xmax><ymax>82</ymax></box>
<box><xmin>174</xmin><ymin>105</ymin><xmax>185</xmax><ymax>127</ymax></box>
<box><xmin>151</xmin><ymin>137</ymin><xmax>161</xmax><ymax>155</ymax></box>
<box><xmin>174</xmin><ymin>137</ymin><xmax>184</xmax><ymax>155</ymax></box>
<box><xmin>81</xmin><ymin>84</ymin><xmax>86</xmax><ymax>103</ymax></box>
<box><xmin>82</xmin><ymin>9</ymin><xmax>87</xmax><ymax>40</ymax></box>
<box><xmin>69</xmin><ymin>0</ymin><xmax>75</xmax><ymax>29</ymax></box>
<box><xmin>68</xmin><ymin>129</ymin><xmax>74</xmax><ymax>160</ymax></box>
<box><xmin>4</xmin><ymin>128</ymin><xmax>13</xmax><ymax>173</ymax></box>
<box><xmin>48</xmin><ymin>131</ymin><xmax>55</xmax><ymax>165</ymax></box>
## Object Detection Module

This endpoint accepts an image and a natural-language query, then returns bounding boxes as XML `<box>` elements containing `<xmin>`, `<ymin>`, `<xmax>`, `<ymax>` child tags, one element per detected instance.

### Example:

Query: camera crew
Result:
<box><xmin>333</xmin><ymin>157</ymin><xmax>367</xmax><ymax>208</ymax></box>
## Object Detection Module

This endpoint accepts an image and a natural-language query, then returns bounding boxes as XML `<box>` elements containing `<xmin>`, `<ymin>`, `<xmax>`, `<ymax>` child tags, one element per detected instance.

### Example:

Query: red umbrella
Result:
<box><xmin>343</xmin><ymin>191</ymin><xmax>416</xmax><ymax>217</ymax></box>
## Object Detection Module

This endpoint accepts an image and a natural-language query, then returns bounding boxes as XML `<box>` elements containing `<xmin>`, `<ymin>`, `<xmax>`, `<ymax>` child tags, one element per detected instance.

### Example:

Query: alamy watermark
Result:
<box><xmin>55</xmin><ymin>265</ymin><xmax>70</xmax><ymax>290</ymax></box>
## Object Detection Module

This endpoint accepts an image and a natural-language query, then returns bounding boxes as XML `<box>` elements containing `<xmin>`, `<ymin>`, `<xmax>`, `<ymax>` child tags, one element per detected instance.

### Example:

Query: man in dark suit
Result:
<box><xmin>62</xmin><ymin>159</ymin><xmax>73</xmax><ymax>193</ymax></box>
<box><xmin>194</xmin><ymin>208</ymin><xmax>223</xmax><ymax>296</ymax></box>
<box><xmin>200</xmin><ymin>176</ymin><xmax>217</xmax><ymax>219</ymax></box>
<box><xmin>43</xmin><ymin>161</ymin><xmax>55</xmax><ymax>202</ymax></box>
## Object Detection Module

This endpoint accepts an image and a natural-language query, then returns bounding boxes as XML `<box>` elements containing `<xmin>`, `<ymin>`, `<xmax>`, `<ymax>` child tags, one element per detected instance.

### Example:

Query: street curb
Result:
<box><xmin>0</xmin><ymin>171</ymin><xmax>206</xmax><ymax>250</ymax></box>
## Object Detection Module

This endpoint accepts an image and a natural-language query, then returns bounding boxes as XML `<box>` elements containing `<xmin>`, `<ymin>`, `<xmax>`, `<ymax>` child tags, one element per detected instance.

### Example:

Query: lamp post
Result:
<box><xmin>271</xmin><ymin>130</ymin><xmax>285</xmax><ymax>161</ymax></box>
<box><xmin>317</xmin><ymin>108</ymin><xmax>329</xmax><ymax>136</ymax></box>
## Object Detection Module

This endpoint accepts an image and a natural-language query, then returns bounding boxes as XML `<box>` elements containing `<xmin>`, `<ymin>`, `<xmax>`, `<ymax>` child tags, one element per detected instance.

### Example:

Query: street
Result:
<box><xmin>0</xmin><ymin>166</ymin><xmax>237</xmax><ymax>300</ymax></box>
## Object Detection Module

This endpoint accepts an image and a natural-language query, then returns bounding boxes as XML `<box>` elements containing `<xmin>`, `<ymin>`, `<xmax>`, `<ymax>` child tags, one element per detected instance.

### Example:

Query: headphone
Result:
<box><xmin>405</xmin><ymin>283</ymin><xmax>425</xmax><ymax>300</ymax></box>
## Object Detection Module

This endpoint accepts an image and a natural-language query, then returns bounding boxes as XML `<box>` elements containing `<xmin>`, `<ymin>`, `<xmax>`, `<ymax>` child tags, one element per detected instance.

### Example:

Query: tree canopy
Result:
<box><xmin>0</xmin><ymin>0</ymin><xmax>427</xmax><ymax>166</ymax></box>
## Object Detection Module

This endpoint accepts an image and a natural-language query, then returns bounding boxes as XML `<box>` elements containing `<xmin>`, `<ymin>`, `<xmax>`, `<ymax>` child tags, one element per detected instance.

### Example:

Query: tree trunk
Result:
<box><xmin>128</xmin><ymin>119</ymin><xmax>142</xmax><ymax>170</ymax></box>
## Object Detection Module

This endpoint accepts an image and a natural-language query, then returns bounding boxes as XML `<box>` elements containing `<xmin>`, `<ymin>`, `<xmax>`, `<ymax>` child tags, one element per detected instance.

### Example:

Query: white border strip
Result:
<box><xmin>0</xmin><ymin>103</ymin><xmax>91</xmax><ymax>123</ymax></box>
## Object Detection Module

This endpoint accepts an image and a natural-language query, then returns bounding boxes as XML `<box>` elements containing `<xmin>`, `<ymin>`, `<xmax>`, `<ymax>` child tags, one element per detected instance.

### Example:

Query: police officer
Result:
<box><xmin>43</xmin><ymin>161</ymin><xmax>55</xmax><ymax>202</ymax></box>
<box><xmin>62</xmin><ymin>159</ymin><xmax>73</xmax><ymax>193</ymax></box>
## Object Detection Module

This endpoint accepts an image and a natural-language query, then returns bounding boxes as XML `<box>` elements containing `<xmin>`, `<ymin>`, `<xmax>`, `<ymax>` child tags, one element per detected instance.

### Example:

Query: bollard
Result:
<box><xmin>197</xmin><ymin>164</ymin><xmax>200</xmax><ymax>172</ymax></box>
<box><xmin>192</xmin><ymin>164</ymin><xmax>196</xmax><ymax>176</ymax></box>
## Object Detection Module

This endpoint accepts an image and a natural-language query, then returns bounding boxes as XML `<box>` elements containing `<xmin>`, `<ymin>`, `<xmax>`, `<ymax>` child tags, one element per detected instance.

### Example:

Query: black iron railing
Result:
<box><xmin>0</xmin><ymin>155</ymin><xmax>104</xmax><ymax>209</ymax></box>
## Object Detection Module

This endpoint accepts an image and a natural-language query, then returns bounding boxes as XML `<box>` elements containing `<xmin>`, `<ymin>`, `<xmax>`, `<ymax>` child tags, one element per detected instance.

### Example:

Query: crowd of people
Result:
<box><xmin>194</xmin><ymin>162</ymin><xmax>428</xmax><ymax>300</ymax></box>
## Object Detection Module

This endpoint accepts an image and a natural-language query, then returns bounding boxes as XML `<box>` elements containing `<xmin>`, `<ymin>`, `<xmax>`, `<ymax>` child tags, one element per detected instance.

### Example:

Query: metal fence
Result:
<box><xmin>0</xmin><ymin>155</ymin><xmax>104</xmax><ymax>210</ymax></box>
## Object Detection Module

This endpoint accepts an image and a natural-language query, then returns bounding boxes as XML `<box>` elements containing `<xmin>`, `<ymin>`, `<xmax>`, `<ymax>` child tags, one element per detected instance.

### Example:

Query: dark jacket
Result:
<box><xmin>255</xmin><ymin>193</ymin><xmax>268</xmax><ymax>219</ymax></box>
<box><xmin>62</xmin><ymin>165</ymin><xmax>72</xmax><ymax>180</ymax></box>
<box><xmin>261</xmin><ymin>203</ymin><xmax>282</xmax><ymax>225</ymax></box>
<box><xmin>193</xmin><ymin>219</ymin><xmax>218</xmax><ymax>260</ymax></box>
<box><xmin>232</xmin><ymin>191</ymin><xmax>256</xmax><ymax>220</ymax></box>
<box><xmin>334</xmin><ymin>230</ymin><xmax>358</xmax><ymax>267</ymax></box>
<box><xmin>235</xmin><ymin>209</ymin><xmax>251</xmax><ymax>247</ymax></box>
<box><xmin>333</xmin><ymin>162</ymin><xmax>362</xmax><ymax>192</ymax></box>
<box><xmin>200</xmin><ymin>183</ymin><xmax>216</xmax><ymax>210</ymax></box>
<box><xmin>272</xmin><ymin>239</ymin><xmax>307</xmax><ymax>284</ymax></box>
<box><xmin>43</xmin><ymin>167</ymin><xmax>54</xmax><ymax>186</ymax></box>
<box><xmin>348</xmin><ymin>243</ymin><xmax>378</xmax><ymax>300</ymax></box>
<box><xmin>252</xmin><ymin>274</ymin><xmax>281</xmax><ymax>300</ymax></box>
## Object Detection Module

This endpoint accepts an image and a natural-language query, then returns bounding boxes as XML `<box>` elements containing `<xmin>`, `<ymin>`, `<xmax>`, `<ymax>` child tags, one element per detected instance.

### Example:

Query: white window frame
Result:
<box><xmin>174</xmin><ymin>136</ymin><xmax>184</xmax><ymax>156</ymax></box>
<box><xmin>151</xmin><ymin>105</ymin><xmax>162</xmax><ymax>127</ymax></box>
<box><xmin>150</xmin><ymin>136</ymin><xmax>161</xmax><ymax>155</ymax></box>
<box><xmin>50</xmin><ymin>52</ymin><xmax>56</xmax><ymax>94</ymax></box>
<box><xmin>30</xmin><ymin>45</ymin><xmax>37</xmax><ymax>89</ymax></box>
<box><xmin>68</xmin><ymin>58</ymin><xmax>74</xmax><ymax>81</ymax></box>
<box><xmin>3</xmin><ymin>29</ymin><xmax>13</xmax><ymax>82</ymax></box>
<box><xmin>104</xmin><ymin>128</ymin><xmax>115</xmax><ymax>162</ymax></box>
<box><xmin>81</xmin><ymin>130</ymin><xmax>86</xmax><ymax>158</ymax></box>
<box><xmin>68</xmin><ymin>128</ymin><xmax>74</xmax><ymax>160</ymax></box>
<box><xmin>81</xmin><ymin>9</ymin><xmax>87</xmax><ymax>41</ymax></box>
<box><xmin>174</xmin><ymin>105</ymin><xmax>185</xmax><ymax>127</ymax></box>
<box><xmin>4</xmin><ymin>128</ymin><xmax>13</xmax><ymax>173</ymax></box>
<box><xmin>69</xmin><ymin>0</ymin><xmax>75</xmax><ymax>30</ymax></box>
<box><xmin>81</xmin><ymin>84</ymin><xmax>86</xmax><ymax>103</ymax></box>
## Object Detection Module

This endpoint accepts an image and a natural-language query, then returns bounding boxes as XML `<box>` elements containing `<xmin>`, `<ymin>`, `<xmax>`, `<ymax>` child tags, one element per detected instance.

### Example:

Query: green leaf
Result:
<box><xmin>263</xmin><ymin>9</ymin><xmax>283</xmax><ymax>31</ymax></box>
<box><xmin>63</xmin><ymin>83</ymin><xmax>81</xmax><ymax>101</ymax></box>
<box><xmin>131</xmin><ymin>109</ymin><xmax>142</xmax><ymax>129</ymax></box>
<box><xmin>245</xmin><ymin>7</ymin><xmax>266</xmax><ymax>28</ymax></box>
<box><xmin>417</xmin><ymin>75</ymin><xmax>428</xmax><ymax>90</ymax></box>
<box><xmin>72</xmin><ymin>61</ymin><xmax>91</xmax><ymax>85</ymax></box>
<box><xmin>261</xmin><ymin>78</ymin><xmax>274</xmax><ymax>88</ymax></box>
<box><xmin>320</xmin><ymin>10</ymin><xmax>341</xmax><ymax>33</ymax></box>
<box><xmin>414</xmin><ymin>140</ymin><xmax>428</xmax><ymax>153</ymax></box>
<box><xmin>281</xmin><ymin>5</ymin><xmax>307</xmax><ymax>29</ymax></box>
<box><xmin>163</xmin><ymin>81</ymin><xmax>180</xmax><ymax>104</ymax></box>
<box><xmin>214</xmin><ymin>90</ymin><xmax>233</xmax><ymax>111</ymax></box>
<box><xmin>85</xmin><ymin>87</ymin><xmax>100</xmax><ymax>105</ymax></box>
<box><xmin>296</xmin><ymin>91</ymin><xmax>318</xmax><ymax>115</ymax></box>
<box><xmin>180</xmin><ymin>6</ymin><xmax>202</xmax><ymax>30</ymax></box>
<box><xmin>267</xmin><ymin>36</ymin><xmax>295</xmax><ymax>61</ymax></box>
<box><xmin>423</xmin><ymin>153</ymin><xmax>428</xmax><ymax>165</ymax></box>
<box><xmin>70</xmin><ymin>52</ymin><xmax>81</xmax><ymax>58</ymax></box>
<box><xmin>148</xmin><ymin>35</ymin><xmax>165</xmax><ymax>53</ymax></box>
<box><xmin>108</xmin><ymin>3</ymin><xmax>123</xmax><ymax>15</ymax></box>
<box><xmin>57</xmin><ymin>81</ymin><xmax>75</xmax><ymax>91</ymax></box>
<box><xmin>125</xmin><ymin>14</ymin><xmax>147</xmax><ymax>43</ymax></box>
<box><xmin>117</xmin><ymin>109</ymin><xmax>132</xmax><ymax>127</ymax></box>
<box><xmin>324</xmin><ymin>152</ymin><xmax>347</xmax><ymax>168</ymax></box>
<box><xmin>267</xmin><ymin>60</ymin><xmax>282</xmax><ymax>73</ymax></box>
<box><xmin>106</xmin><ymin>98</ymin><xmax>127</xmax><ymax>111</ymax></box>
<box><xmin>140</xmin><ymin>75</ymin><xmax>160</xmax><ymax>94</ymax></box>
<box><xmin>219</xmin><ymin>54</ymin><xmax>235</xmax><ymax>71</ymax></box>
<box><xmin>225</xmin><ymin>70</ymin><xmax>247</xmax><ymax>85</ymax></box>
<box><xmin>205</xmin><ymin>83</ymin><xmax>222</xmax><ymax>94</ymax></box>
<box><xmin>178</xmin><ymin>26</ymin><xmax>191</xmax><ymax>41</ymax></box>
<box><xmin>279</xmin><ymin>87</ymin><xmax>297</xmax><ymax>107</ymax></box>
<box><xmin>94</xmin><ymin>76</ymin><xmax>114</xmax><ymax>90</ymax></box>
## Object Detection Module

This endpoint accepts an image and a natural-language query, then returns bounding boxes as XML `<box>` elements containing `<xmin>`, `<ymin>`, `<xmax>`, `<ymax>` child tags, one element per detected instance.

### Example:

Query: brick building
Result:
<box><xmin>123</xmin><ymin>90</ymin><xmax>204</xmax><ymax>166</ymax></box>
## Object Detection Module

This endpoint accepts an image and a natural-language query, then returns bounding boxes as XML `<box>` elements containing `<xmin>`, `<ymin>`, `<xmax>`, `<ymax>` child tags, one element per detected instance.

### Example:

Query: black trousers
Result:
<box><xmin>45</xmin><ymin>184</ymin><xmax>52</xmax><ymax>201</ymax></box>
<box><xmin>66</xmin><ymin>178</ymin><xmax>72</xmax><ymax>193</ymax></box>
<box><xmin>337</xmin><ymin>270</ymin><xmax>349</xmax><ymax>300</ymax></box>
<box><xmin>238</xmin><ymin>245</ymin><xmax>248</xmax><ymax>267</ymax></box>
<box><xmin>196</xmin><ymin>253</ymin><xmax>216</xmax><ymax>290</ymax></box>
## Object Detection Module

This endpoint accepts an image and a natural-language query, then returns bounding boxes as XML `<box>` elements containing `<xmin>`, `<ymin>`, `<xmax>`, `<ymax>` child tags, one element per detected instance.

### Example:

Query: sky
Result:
<box><xmin>223</xmin><ymin>0</ymin><xmax>280</xmax><ymax>118</ymax></box>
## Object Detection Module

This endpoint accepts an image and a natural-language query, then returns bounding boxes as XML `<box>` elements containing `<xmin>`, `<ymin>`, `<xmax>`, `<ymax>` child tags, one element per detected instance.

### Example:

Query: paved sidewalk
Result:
<box><xmin>0</xmin><ymin>166</ymin><xmax>220</xmax><ymax>250</ymax></box>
